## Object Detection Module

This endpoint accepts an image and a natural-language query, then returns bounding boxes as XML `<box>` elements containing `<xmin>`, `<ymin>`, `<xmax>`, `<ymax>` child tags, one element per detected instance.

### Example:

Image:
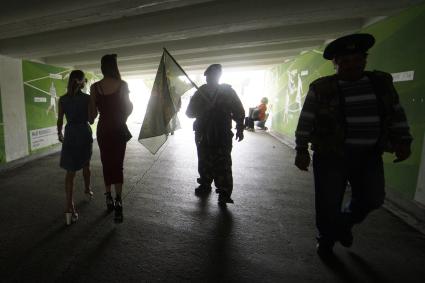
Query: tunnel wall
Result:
<box><xmin>22</xmin><ymin>60</ymin><xmax>71</xmax><ymax>155</ymax></box>
<box><xmin>0</xmin><ymin>55</ymin><xmax>29</xmax><ymax>162</ymax></box>
<box><xmin>0</xmin><ymin>58</ymin><xmax>98</xmax><ymax>166</ymax></box>
<box><xmin>0</xmin><ymin>60</ymin><xmax>5</xmax><ymax>163</ymax></box>
<box><xmin>266</xmin><ymin>2</ymin><xmax>425</xmax><ymax>209</ymax></box>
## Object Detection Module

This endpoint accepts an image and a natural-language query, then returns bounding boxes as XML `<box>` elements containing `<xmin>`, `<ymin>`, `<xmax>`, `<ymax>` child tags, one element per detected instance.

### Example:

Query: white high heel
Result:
<box><xmin>65</xmin><ymin>212</ymin><xmax>72</xmax><ymax>226</ymax></box>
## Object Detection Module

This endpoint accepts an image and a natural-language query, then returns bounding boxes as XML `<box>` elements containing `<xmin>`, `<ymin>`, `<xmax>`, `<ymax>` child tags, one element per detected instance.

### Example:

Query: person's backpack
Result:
<box><xmin>250</xmin><ymin>107</ymin><xmax>260</xmax><ymax>120</ymax></box>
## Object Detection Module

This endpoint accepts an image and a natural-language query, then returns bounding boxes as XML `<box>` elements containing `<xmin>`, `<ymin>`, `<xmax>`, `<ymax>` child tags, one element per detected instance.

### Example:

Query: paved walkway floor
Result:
<box><xmin>1</xmin><ymin>127</ymin><xmax>425</xmax><ymax>282</ymax></box>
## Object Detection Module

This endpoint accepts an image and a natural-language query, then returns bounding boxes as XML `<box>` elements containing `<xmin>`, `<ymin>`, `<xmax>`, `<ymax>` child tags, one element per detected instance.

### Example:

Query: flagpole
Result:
<box><xmin>163</xmin><ymin>48</ymin><xmax>199</xmax><ymax>90</ymax></box>
<box><xmin>163</xmin><ymin>47</ymin><xmax>212</xmax><ymax>105</ymax></box>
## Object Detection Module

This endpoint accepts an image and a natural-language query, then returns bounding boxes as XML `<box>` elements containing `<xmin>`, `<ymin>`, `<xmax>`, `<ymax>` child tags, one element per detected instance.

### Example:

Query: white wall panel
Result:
<box><xmin>0</xmin><ymin>55</ymin><xmax>29</xmax><ymax>161</ymax></box>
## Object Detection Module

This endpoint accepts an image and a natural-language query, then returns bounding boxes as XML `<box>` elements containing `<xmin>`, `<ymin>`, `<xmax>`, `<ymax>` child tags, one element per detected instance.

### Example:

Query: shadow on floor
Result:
<box><xmin>319</xmin><ymin>250</ymin><xmax>387</xmax><ymax>283</ymax></box>
<box><xmin>59</xmin><ymin>228</ymin><xmax>118</xmax><ymax>281</ymax></box>
<box><xmin>348</xmin><ymin>251</ymin><xmax>388</xmax><ymax>282</ymax></box>
<box><xmin>320</xmin><ymin>253</ymin><xmax>358</xmax><ymax>283</ymax></box>
<box><xmin>3</xmin><ymin>204</ymin><xmax>112</xmax><ymax>281</ymax></box>
<box><xmin>204</xmin><ymin>205</ymin><xmax>234</xmax><ymax>282</ymax></box>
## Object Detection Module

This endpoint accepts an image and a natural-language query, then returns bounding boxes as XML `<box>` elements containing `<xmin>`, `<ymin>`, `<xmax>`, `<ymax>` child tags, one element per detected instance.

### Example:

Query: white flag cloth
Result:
<box><xmin>138</xmin><ymin>49</ymin><xmax>196</xmax><ymax>154</ymax></box>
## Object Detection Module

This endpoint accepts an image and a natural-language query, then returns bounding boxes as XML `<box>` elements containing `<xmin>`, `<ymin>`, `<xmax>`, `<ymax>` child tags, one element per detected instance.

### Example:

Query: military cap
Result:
<box><xmin>204</xmin><ymin>64</ymin><xmax>222</xmax><ymax>76</ymax></box>
<box><xmin>323</xmin><ymin>33</ymin><xmax>375</xmax><ymax>60</ymax></box>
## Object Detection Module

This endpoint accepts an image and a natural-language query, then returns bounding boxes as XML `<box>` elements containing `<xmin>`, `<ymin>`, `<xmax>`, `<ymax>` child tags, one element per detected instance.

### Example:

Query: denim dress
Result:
<box><xmin>59</xmin><ymin>92</ymin><xmax>93</xmax><ymax>171</ymax></box>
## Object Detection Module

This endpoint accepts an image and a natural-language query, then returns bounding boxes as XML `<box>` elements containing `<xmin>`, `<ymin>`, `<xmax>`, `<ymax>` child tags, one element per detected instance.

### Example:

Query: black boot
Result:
<box><xmin>338</xmin><ymin>226</ymin><xmax>353</xmax><ymax>248</ymax></box>
<box><xmin>195</xmin><ymin>184</ymin><xmax>212</xmax><ymax>195</ymax></box>
<box><xmin>316</xmin><ymin>238</ymin><xmax>335</xmax><ymax>259</ymax></box>
<box><xmin>105</xmin><ymin>192</ymin><xmax>114</xmax><ymax>212</ymax></box>
<box><xmin>218</xmin><ymin>191</ymin><xmax>234</xmax><ymax>205</ymax></box>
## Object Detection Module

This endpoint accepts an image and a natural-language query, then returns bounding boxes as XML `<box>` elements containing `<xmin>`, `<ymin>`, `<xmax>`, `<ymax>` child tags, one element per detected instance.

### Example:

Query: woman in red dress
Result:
<box><xmin>89</xmin><ymin>54</ymin><xmax>133</xmax><ymax>223</ymax></box>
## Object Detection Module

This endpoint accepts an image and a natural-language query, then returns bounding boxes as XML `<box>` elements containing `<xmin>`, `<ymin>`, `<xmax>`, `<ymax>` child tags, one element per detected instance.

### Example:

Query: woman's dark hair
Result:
<box><xmin>101</xmin><ymin>54</ymin><xmax>121</xmax><ymax>80</ymax></box>
<box><xmin>67</xmin><ymin>70</ymin><xmax>85</xmax><ymax>95</ymax></box>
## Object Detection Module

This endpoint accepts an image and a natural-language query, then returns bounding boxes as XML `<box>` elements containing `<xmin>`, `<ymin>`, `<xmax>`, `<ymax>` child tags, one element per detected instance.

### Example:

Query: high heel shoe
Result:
<box><xmin>85</xmin><ymin>188</ymin><xmax>94</xmax><ymax>201</ymax></box>
<box><xmin>114</xmin><ymin>198</ymin><xmax>123</xmax><ymax>223</ymax></box>
<box><xmin>65</xmin><ymin>212</ymin><xmax>72</xmax><ymax>226</ymax></box>
<box><xmin>105</xmin><ymin>192</ymin><xmax>114</xmax><ymax>212</ymax></box>
<box><xmin>71</xmin><ymin>212</ymin><xmax>79</xmax><ymax>223</ymax></box>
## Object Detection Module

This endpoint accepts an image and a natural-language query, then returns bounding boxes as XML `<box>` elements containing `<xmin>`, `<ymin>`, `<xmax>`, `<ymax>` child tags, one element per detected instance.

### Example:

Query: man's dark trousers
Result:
<box><xmin>195</xmin><ymin>132</ymin><xmax>233</xmax><ymax>195</ymax></box>
<box><xmin>312</xmin><ymin>149</ymin><xmax>386</xmax><ymax>244</ymax></box>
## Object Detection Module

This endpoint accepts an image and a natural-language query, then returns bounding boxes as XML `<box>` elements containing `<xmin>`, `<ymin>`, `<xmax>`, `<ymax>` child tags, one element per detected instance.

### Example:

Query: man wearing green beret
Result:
<box><xmin>186</xmin><ymin>64</ymin><xmax>245</xmax><ymax>205</ymax></box>
<box><xmin>294</xmin><ymin>33</ymin><xmax>412</xmax><ymax>256</ymax></box>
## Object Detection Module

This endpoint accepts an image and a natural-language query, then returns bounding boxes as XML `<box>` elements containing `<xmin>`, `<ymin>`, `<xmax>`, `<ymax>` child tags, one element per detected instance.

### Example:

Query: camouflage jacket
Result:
<box><xmin>186</xmin><ymin>83</ymin><xmax>245</xmax><ymax>146</ymax></box>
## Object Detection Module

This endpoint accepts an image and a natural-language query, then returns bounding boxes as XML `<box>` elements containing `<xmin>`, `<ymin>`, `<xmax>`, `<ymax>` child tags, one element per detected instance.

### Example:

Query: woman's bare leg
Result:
<box><xmin>82</xmin><ymin>164</ymin><xmax>91</xmax><ymax>193</ymax></box>
<box><xmin>113</xmin><ymin>183</ymin><xmax>123</xmax><ymax>223</ymax></box>
<box><xmin>114</xmin><ymin>183</ymin><xmax>123</xmax><ymax>197</ymax></box>
<box><xmin>105</xmin><ymin>184</ymin><xmax>112</xmax><ymax>194</ymax></box>
<box><xmin>65</xmin><ymin>171</ymin><xmax>76</xmax><ymax>212</ymax></box>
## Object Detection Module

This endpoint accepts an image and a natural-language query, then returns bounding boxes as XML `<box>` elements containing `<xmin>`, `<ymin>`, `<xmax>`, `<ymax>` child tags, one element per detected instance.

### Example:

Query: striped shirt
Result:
<box><xmin>295</xmin><ymin>75</ymin><xmax>412</xmax><ymax>152</ymax></box>
<box><xmin>340</xmin><ymin>76</ymin><xmax>380</xmax><ymax>148</ymax></box>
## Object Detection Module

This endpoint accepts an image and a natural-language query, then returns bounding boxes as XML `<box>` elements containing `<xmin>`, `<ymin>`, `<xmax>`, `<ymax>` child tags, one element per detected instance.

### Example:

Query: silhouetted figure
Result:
<box><xmin>245</xmin><ymin>97</ymin><xmax>268</xmax><ymax>131</ymax></box>
<box><xmin>46</xmin><ymin>82</ymin><xmax>59</xmax><ymax>118</ymax></box>
<box><xmin>294</xmin><ymin>33</ymin><xmax>412</xmax><ymax>257</ymax></box>
<box><xmin>89</xmin><ymin>54</ymin><xmax>133</xmax><ymax>223</ymax></box>
<box><xmin>57</xmin><ymin>70</ymin><xmax>93</xmax><ymax>226</ymax></box>
<box><xmin>186</xmin><ymin>64</ymin><xmax>245</xmax><ymax>205</ymax></box>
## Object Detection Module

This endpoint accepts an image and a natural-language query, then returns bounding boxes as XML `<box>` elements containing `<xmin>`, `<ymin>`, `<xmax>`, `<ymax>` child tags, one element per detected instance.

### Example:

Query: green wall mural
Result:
<box><xmin>267</xmin><ymin>2</ymin><xmax>425</xmax><ymax>200</ymax></box>
<box><xmin>364</xmin><ymin>4</ymin><xmax>425</xmax><ymax>200</ymax></box>
<box><xmin>22</xmin><ymin>61</ymin><xmax>99</xmax><ymax>154</ymax></box>
<box><xmin>266</xmin><ymin>51</ymin><xmax>333</xmax><ymax>138</ymax></box>
<box><xmin>22</xmin><ymin>60</ymin><xmax>71</xmax><ymax>153</ymax></box>
<box><xmin>0</xmin><ymin>88</ymin><xmax>5</xmax><ymax>163</ymax></box>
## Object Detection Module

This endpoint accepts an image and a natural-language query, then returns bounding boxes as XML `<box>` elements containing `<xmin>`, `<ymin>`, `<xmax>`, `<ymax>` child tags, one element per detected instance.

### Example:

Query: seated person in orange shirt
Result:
<box><xmin>245</xmin><ymin>97</ymin><xmax>268</xmax><ymax>131</ymax></box>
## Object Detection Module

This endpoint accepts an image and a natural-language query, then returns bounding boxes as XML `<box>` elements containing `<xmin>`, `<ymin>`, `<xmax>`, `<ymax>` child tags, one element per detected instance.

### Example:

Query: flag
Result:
<box><xmin>138</xmin><ymin>49</ymin><xmax>196</xmax><ymax>154</ymax></box>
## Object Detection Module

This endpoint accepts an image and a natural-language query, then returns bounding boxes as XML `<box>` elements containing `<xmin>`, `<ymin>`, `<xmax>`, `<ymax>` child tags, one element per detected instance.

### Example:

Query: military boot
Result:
<box><xmin>218</xmin><ymin>191</ymin><xmax>234</xmax><ymax>205</ymax></box>
<box><xmin>195</xmin><ymin>183</ymin><xmax>212</xmax><ymax>195</ymax></box>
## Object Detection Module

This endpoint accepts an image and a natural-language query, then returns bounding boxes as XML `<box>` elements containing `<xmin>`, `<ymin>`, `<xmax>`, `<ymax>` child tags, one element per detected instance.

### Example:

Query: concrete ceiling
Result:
<box><xmin>0</xmin><ymin>0</ymin><xmax>422</xmax><ymax>76</ymax></box>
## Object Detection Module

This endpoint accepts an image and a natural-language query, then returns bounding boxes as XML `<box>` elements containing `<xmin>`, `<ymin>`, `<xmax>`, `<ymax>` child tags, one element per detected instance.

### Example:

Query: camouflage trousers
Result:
<box><xmin>195</xmin><ymin>136</ymin><xmax>233</xmax><ymax>196</ymax></box>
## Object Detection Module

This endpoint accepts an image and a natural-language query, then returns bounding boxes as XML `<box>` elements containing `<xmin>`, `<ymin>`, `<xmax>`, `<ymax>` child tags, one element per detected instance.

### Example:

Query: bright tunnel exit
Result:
<box><xmin>124</xmin><ymin>68</ymin><xmax>269</xmax><ymax>137</ymax></box>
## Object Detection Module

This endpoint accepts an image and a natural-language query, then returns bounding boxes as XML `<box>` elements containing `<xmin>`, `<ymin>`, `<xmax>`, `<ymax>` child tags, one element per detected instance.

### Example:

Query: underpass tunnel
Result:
<box><xmin>125</xmin><ymin>69</ymin><xmax>269</xmax><ymax>132</ymax></box>
<box><xmin>0</xmin><ymin>1</ymin><xmax>425</xmax><ymax>282</ymax></box>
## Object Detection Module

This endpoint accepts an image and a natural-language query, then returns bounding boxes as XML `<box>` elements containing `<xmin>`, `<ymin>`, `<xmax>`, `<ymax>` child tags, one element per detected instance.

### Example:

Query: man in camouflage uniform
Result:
<box><xmin>294</xmin><ymin>34</ymin><xmax>412</xmax><ymax>256</ymax></box>
<box><xmin>186</xmin><ymin>64</ymin><xmax>245</xmax><ymax>205</ymax></box>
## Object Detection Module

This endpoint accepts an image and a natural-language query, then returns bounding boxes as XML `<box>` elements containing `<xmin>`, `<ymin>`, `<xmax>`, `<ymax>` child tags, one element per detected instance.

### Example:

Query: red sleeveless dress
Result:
<box><xmin>95</xmin><ymin>82</ymin><xmax>129</xmax><ymax>185</ymax></box>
